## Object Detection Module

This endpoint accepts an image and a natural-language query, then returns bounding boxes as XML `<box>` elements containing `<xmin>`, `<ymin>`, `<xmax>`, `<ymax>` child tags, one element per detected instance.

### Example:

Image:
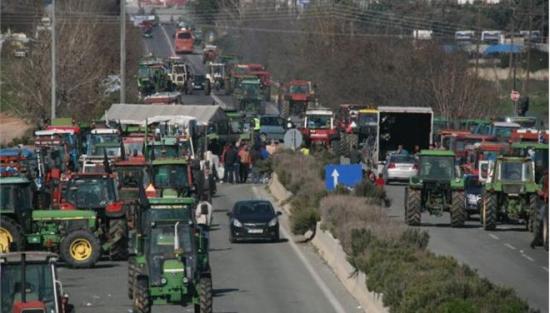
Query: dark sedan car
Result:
<box><xmin>228</xmin><ymin>200</ymin><xmax>281</xmax><ymax>242</ymax></box>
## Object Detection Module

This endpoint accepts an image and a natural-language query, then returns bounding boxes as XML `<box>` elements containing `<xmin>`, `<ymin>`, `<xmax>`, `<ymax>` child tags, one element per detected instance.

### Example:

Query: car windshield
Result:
<box><xmin>150</xmin><ymin>223</ymin><xmax>193</xmax><ymax>256</ymax></box>
<box><xmin>64</xmin><ymin>177</ymin><xmax>116</xmax><ymax>208</ymax></box>
<box><xmin>149</xmin><ymin>145</ymin><xmax>179</xmax><ymax>159</ymax></box>
<box><xmin>152</xmin><ymin>164</ymin><xmax>189</xmax><ymax>189</ymax></box>
<box><xmin>307</xmin><ymin>115</ymin><xmax>331</xmax><ymax>129</ymax></box>
<box><xmin>1</xmin><ymin>263</ymin><xmax>56</xmax><ymax>313</ymax></box>
<box><xmin>390</xmin><ymin>155</ymin><xmax>416</xmax><ymax>164</ymax></box>
<box><xmin>493</xmin><ymin>126</ymin><xmax>515</xmax><ymax>139</ymax></box>
<box><xmin>116</xmin><ymin>167</ymin><xmax>147</xmax><ymax>188</ymax></box>
<box><xmin>235</xmin><ymin>202</ymin><xmax>274</xmax><ymax>218</ymax></box>
<box><xmin>358</xmin><ymin>113</ymin><xmax>377</xmax><ymax>126</ymax></box>
<box><xmin>419</xmin><ymin>156</ymin><xmax>454</xmax><ymax>180</ymax></box>
<box><xmin>500</xmin><ymin>161</ymin><xmax>533</xmax><ymax>181</ymax></box>
<box><xmin>0</xmin><ymin>183</ymin><xmax>32</xmax><ymax>211</ymax></box>
<box><xmin>177</xmin><ymin>32</ymin><xmax>191</xmax><ymax>39</ymax></box>
<box><xmin>260</xmin><ymin>116</ymin><xmax>283</xmax><ymax>127</ymax></box>
<box><xmin>124</xmin><ymin>142</ymin><xmax>144</xmax><ymax>156</ymax></box>
<box><xmin>289</xmin><ymin>84</ymin><xmax>308</xmax><ymax>94</ymax></box>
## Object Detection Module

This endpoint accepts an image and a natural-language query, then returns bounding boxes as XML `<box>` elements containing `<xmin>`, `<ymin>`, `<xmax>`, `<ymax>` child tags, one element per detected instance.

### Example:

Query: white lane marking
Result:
<box><xmin>251</xmin><ymin>186</ymin><xmax>347</xmax><ymax>313</ymax></box>
<box><xmin>488</xmin><ymin>234</ymin><xmax>500</xmax><ymax>240</ymax></box>
<box><xmin>521</xmin><ymin>254</ymin><xmax>535</xmax><ymax>262</ymax></box>
<box><xmin>504</xmin><ymin>243</ymin><xmax>516</xmax><ymax>250</ymax></box>
<box><xmin>159</xmin><ymin>24</ymin><xmax>175</xmax><ymax>53</ymax></box>
<box><xmin>542</xmin><ymin>267</ymin><xmax>549</xmax><ymax>272</ymax></box>
<box><xmin>210</xmin><ymin>93</ymin><xmax>224</xmax><ymax>106</ymax></box>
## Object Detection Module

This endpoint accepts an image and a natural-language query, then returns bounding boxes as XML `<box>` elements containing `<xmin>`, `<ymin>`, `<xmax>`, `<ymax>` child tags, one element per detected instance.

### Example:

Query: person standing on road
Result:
<box><xmin>195</xmin><ymin>198</ymin><xmax>213</xmax><ymax>251</ymax></box>
<box><xmin>224</xmin><ymin>144</ymin><xmax>238</xmax><ymax>184</ymax></box>
<box><xmin>239</xmin><ymin>145</ymin><xmax>251</xmax><ymax>183</ymax></box>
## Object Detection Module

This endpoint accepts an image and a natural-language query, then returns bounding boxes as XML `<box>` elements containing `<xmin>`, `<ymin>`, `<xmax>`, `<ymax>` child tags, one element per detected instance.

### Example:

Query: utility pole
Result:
<box><xmin>474</xmin><ymin>4</ymin><xmax>481</xmax><ymax>75</ymax></box>
<box><xmin>51</xmin><ymin>0</ymin><xmax>56</xmax><ymax>120</ymax></box>
<box><xmin>509</xmin><ymin>8</ymin><xmax>516</xmax><ymax>91</ymax></box>
<box><xmin>523</xmin><ymin>0</ymin><xmax>533</xmax><ymax>94</ymax></box>
<box><xmin>120</xmin><ymin>0</ymin><xmax>126</xmax><ymax>104</ymax></box>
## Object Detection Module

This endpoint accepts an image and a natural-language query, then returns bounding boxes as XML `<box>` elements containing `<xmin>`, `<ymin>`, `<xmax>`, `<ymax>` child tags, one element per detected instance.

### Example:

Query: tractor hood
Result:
<box><xmin>501</xmin><ymin>182</ymin><xmax>524</xmax><ymax>195</ymax></box>
<box><xmin>291</xmin><ymin>94</ymin><xmax>308</xmax><ymax>101</ymax></box>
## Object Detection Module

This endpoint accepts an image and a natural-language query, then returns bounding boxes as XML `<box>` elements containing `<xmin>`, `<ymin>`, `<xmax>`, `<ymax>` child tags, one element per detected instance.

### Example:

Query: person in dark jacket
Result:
<box><xmin>224</xmin><ymin>144</ymin><xmax>239</xmax><ymax>184</ymax></box>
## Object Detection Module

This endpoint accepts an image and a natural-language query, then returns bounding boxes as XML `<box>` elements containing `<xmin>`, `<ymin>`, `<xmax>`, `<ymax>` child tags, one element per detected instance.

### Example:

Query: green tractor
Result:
<box><xmin>127</xmin><ymin>197</ymin><xmax>212</xmax><ymax>313</ymax></box>
<box><xmin>0</xmin><ymin>252</ymin><xmax>75</xmax><ymax>313</ymax></box>
<box><xmin>510</xmin><ymin>142</ymin><xmax>548</xmax><ymax>182</ymax></box>
<box><xmin>137</xmin><ymin>58</ymin><xmax>171</xmax><ymax>97</ymax></box>
<box><xmin>150</xmin><ymin>159</ymin><xmax>194</xmax><ymax>199</ymax></box>
<box><xmin>0</xmin><ymin>176</ymin><xmax>102</xmax><ymax>268</ymax></box>
<box><xmin>479</xmin><ymin>156</ymin><xmax>540</xmax><ymax>230</ymax></box>
<box><xmin>405</xmin><ymin>150</ymin><xmax>466</xmax><ymax>227</ymax></box>
<box><xmin>233</xmin><ymin>77</ymin><xmax>264</xmax><ymax>115</ymax></box>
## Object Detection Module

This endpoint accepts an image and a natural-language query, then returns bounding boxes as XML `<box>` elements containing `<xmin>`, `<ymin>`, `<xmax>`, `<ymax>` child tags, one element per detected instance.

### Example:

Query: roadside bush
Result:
<box><xmin>290</xmin><ymin>206</ymin><xmax>319</xmax><ymax>235</ymax></box>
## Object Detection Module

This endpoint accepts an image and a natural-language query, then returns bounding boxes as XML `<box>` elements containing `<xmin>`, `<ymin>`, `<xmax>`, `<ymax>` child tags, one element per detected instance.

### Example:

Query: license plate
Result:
<box><xmin>248</xmin><ymin>229</ymin><xmax>263</xmax><ymax>234</ymax></box>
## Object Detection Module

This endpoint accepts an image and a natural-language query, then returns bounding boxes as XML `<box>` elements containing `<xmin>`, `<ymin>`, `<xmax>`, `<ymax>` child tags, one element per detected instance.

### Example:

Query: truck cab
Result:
<box><xmin>175</xmin><ymin>29</ymin><xmax>194</xmax><ymax>54</ymax></box>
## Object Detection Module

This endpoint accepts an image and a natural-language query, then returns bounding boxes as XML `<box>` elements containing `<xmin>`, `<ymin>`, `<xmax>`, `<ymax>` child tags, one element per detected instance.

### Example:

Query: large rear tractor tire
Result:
<box><xmin>405</xmin><ymin>188</ymin><xmax>421</xmax><ymax>226</ymax></box>
<box><xmin>482</xmin><ymin>193</ymin><xmax>497</xmax><ymax>231</ymax></box>
<box><xmin>543</xmin><ymin>209</ymin><xmax>549</xmax><ymax>251</ymax></box>
<box><xmin>133</xmin><ymin>278</ymin><xmax>151</xmax><ymax>313</ymax></box>
<box><xmin>194</xmin><ymin>277</ymin><xmax>213</xmax><ymax>313</ymax></box>
<box><xmin>60</xmin><ymin>230</ymin><xmax>101</xmax><ymax>268</ymax></box>
<box><xmin>108</xmin><ymin>218</ymin><xmax>129</xmax><ymax>260</ymax></box>
<box><xmin>0</xmin><ymin>217</ymin><xmax>24</xmax><ymax>253</ymax></box>
<box><xmin>128</xmin><ymin>257</ymin><xmax>137</xmax><ymax>299</ymax></box>
<box><xmin>450</xmin><ymin>191</ymin><xmax>466</xmax><ymax>227</ymax></box>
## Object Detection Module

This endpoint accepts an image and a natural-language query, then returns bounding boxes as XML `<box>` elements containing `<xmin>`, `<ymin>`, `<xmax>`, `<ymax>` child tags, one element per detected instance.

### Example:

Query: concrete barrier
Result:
<box><xmin>269</xmin><ymin>174</ymin><xmax>388</xmax><ymax>313</ymax></box>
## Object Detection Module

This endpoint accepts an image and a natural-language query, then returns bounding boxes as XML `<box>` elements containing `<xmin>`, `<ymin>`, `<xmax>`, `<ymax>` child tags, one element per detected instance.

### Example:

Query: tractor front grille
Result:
<box><xmin>502</xmin><ymin>184</ymin><xmax>523</xmax><ymax>195</ymax></box>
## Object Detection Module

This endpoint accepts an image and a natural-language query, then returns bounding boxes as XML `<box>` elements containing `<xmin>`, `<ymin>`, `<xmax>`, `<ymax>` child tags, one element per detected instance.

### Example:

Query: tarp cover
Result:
<box><xmin>102</xmin><ymin>104</ymin><xmax>227</xmax><ymax>126</ymax></box>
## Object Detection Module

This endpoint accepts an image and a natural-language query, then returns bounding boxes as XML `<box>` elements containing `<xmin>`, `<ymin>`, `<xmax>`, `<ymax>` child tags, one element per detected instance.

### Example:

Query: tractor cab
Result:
<box><xmin>406</xmin><ymin>150</ymin><xmax>465</xmax><ymax>227</ymax></box>
<box><xmin>301</xmin><ymin>109</ymin><xmax>337</xmax><ymax>147</ymax></box>
<box><xmin>0</xmin><ymin>252</ymin><xmax>73</xmax><ymax>313</ymax></box>
<box><xmin>61</xmin><ymin>173</ymin><xmax>120</xmax><ymax>213</ymax></box>
<box><xmin>234</xmin><ymin>77</ymin><xmax>264</xmax><ymax>114</ymax></box>
<box><xmin>34</xmin><ymin>129</ymin><xmax>76</xmax><ymax>173</ymax></box>
<box><xmin>128</xmin><ymin>197</ymin><xmax>212</xmax><ymax>313</ymax></box>
<box><xmin>479</xmin><ymin>156</ymin><xmax>540</xmax><ymax>230</ymax></box>
<box><xmin>282</xmin><ymin>80</ymin><xmax>315</xmax><ymax>118</ymax></box>
<box><xmin>150</xmin><ymin>159</ymin><xmax>192</xmax><ymax>198</ymax></box>
<box><xmin>81</xmin><ymin>128</ymin><xmax>122</xmax><ymax>168</ymax></box>
<box><xmin>206</xmin><ymin>62</ymin><xmax>225</xmax><ymax>89</ymax></box>
<box><xmin>0</xmin><ymin>176</ymin><xmax>34</xmax><ymax>252</ymax></box>
<box><xmin>463</xmin><ymin>142</ymin><xmax>509</xmax><ymax>175</ymax></box>
<box><xmin>510</xmin><ymin>142</ymin><xmax>548</xmax><ymax>182</ymax></box>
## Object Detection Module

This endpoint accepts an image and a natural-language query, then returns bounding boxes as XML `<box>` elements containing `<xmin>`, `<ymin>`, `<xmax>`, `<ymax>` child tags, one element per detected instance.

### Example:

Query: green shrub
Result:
<box><xmin>290</xmin><ymin>206</ymin><xmax>319</xmax><ymax>235</ymax></box>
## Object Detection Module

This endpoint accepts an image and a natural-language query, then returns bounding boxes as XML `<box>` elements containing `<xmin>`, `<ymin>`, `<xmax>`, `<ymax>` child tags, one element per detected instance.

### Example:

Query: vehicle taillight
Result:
<box><xmin>388</xmin><ymin>163</ymin><xmax>396</xmax><ymax>169</ymax></box>
<box><xmin>106</xmin><ymin>201</ymin><xmax>123</xmax><ymax>214</ymax></box>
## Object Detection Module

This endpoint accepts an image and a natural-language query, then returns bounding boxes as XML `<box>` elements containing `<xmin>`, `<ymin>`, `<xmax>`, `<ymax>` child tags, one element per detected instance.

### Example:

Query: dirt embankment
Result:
<box><xmin>0</xmin><ymin>113</ymin><xmax>32</xmax><ymax>145</ymax></box>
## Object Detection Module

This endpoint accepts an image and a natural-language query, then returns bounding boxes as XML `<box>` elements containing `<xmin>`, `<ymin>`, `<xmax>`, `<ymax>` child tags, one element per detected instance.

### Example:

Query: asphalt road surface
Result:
<box><xmin>58</xmin><ymin>183</ymin><xmax>363</xmax><ymax>313</ymax></box>
<box><xmin>385</xmin><ymin>183</ymin><xmax>549</xmax><ymax>313</ymax></box>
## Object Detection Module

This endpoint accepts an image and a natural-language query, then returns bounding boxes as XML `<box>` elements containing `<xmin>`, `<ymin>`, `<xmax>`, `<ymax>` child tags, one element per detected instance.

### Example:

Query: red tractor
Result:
<box><xmin>510</xmin><ymin>128</ymin><xmax>549</xmax><ymax>143</ymax></box>
<box><xmin>202</xmin><ymin>44</ymin><xmax>218</xmax><ymax>64</ymax></box>
<box><xmin>300</xmin><ymin>108</ymin><xmax>338</xmax><ymax>149</ymax></box>
<box><xmin>59</xmin><ymin>172</ymin><xmax>128</xmax><ymax>260</ymax></box>
<box><xmin>281</xmin><ymin>80</ymin><xmax>315</xmax><ymax>119</ymax></box>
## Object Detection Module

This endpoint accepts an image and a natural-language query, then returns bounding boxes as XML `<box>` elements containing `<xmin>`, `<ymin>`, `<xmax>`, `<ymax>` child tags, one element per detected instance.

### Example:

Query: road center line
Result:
<box><xmin>488</xmin><ymin>234</ymin><xmax>500</xmax><ymax>240</ymax></box>
<box><xmin>159</xmin><ymin>24</ymin><xmax>175</xmax><ymax>53</ymax></box>
<box><xmin>521</xmin><ymin>254</ymin><xmax>535</xmax><ymax>262</ymax></box>
<box><xmin>504</xmin><ymin>243</ymin><xmax>516</xmax><ymax>250</ymax></box>
<box><xmin>542</xmin><ymin>267</ymin><xmax>549</xmax><ymax>272</ymax></box>
<box><xmin>252</xmin><ymin>186</ymin><xmax>347</xmax><ymax>313</ymax></box>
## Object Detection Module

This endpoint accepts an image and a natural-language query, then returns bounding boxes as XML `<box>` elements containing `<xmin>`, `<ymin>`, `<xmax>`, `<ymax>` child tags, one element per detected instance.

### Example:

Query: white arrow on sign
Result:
<box><xmin>331</xmin><ymin>169</ymin><xmax>340</xmax><ymax>187</ymax></box>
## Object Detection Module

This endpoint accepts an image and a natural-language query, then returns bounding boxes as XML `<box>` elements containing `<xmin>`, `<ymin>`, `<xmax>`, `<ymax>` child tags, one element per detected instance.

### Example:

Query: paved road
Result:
<box><xmin>385</xmin><ymin>183</ymin><xmax>549</xmax><ymax>313</ymax></box>
<box><xmin>58</xmin><ymin>183</ymin><xmax>363</xmax><ymax>313</ymax></box>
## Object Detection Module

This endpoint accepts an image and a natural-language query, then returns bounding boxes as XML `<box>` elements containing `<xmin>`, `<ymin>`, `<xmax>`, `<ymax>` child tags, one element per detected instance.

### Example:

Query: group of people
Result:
<box><xmin>220</xmin><ymin>139</ymin><xmax>280</xmax><ymax>184</ymax></box>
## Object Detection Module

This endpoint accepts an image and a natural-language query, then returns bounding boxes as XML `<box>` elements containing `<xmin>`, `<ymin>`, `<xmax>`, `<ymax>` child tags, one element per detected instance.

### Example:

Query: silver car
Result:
<box><xmin>383</xmin><ymin>153</ymin><xmax>418</xmax><ymax>183</ymax></box>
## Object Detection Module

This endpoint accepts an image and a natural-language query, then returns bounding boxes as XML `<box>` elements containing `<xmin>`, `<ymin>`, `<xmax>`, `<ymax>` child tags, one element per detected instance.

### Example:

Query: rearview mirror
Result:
<box><xmin>478</xmin><ymin>161</ymin><xmax>489</xmax><ymax>183</ymax></box>
<box><xmin>226</xmin><ymin>212</ymin><xmax>232</xmax><ymax>217</ymax></box>
<box><xmin>276</xmin><ymin>211</ymin><xmax>282</xmax><ymax>216</ymax></box>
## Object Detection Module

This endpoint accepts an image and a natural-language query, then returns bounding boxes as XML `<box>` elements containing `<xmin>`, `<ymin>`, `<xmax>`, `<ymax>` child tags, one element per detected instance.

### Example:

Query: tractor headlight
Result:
<box><xmin>161</xmin><ymin>278</ymin><xmax>167</xmax><ymax>285</ymax></box>
<box><xmin>268</xmin><ymin>218</ymin><xmax>278</xmax><ymax>227</ymax></box>
<box><xmin>233</xmin><ymin>219</ymin><xmax>243</xmax><ymax>227</ymax></box>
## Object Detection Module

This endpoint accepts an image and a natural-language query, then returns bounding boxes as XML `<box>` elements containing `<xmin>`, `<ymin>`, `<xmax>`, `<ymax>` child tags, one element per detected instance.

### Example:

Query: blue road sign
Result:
<box><xmin>325</xmin><ymin>164</ymin><xmax>363</xmax><ymax>191</ymax></box>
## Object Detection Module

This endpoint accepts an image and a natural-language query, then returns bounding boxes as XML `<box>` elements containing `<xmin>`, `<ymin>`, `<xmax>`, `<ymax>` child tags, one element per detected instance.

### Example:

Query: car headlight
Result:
<box><xmin>268</xmin><ymin>217</ymin><xmax>278</xmax><ymax>227</ymax></box>
<box><xmin>233</xmin><ymin>219</ymin><xmax>242</xmax><ymax>227</ymax></box>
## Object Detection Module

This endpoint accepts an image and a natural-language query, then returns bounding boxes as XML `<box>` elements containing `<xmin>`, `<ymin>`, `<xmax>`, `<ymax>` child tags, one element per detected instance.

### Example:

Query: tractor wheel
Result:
<box><xmin>60</xmin><ymin>230</ymin><xmax>101</xmax><ymax>268</ymax></box>
<box><xmin>543</xmin><ymin>208</ymin><xmax>549</xmax><ymax>251</ymax></box>
<box><xmin>450</xmin><ymin>191</ymin><xmax>466</xmax><ymax>227</ymax></box>
<box><xmin>133</xmin><ymin>278</ymin><xmax>151</xmax><ymax>313</ymax></box>
<box><xmin>405</xmin><ymin>188</ymin><xmax>421</xmax><ymax>226</ymax></box>
<box><xmin>195</xmin><ymin>277</ymin><xmax>213</xmax><ymax>313</ymax></box>
<box><xmin>482</xmin><ymin>193</ymin><xmax>497</xmax><ymax>231</ymax></box>
<box><xmin>128</xmin><ymin>257</ymin><xmax>136</xmax><ymax>299</ymax></box>
<box><xmin>108</xmin><ymin>218</ymin><xmax>129</xmax><ymax>260</ymax></box>
<box><xmin>0</xmin><ymin>217</ymin><xmax>24</xmax><ymax>253</ymax></box>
